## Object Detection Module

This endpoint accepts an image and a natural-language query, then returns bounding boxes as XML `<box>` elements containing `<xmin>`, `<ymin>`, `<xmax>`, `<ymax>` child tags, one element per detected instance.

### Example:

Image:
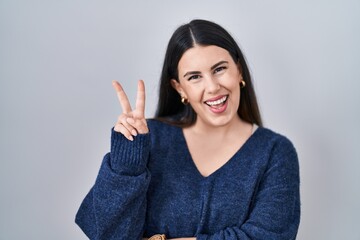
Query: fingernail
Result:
<box><xmin>131</xmin><ymin>130</ymin><xmax>137</xmax><ymax>136</ymax></box>
<box><xmin>128</xmin><ymin>135</ymin><xmax>134</xmax><ymax>141</ymax></box>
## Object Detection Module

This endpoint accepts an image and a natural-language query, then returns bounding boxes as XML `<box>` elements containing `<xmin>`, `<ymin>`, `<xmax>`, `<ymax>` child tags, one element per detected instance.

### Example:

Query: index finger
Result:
<box><xmin>112</xmin><ymin>80</ymin><xmax>132</xmax><ymax>113</ymax></box>
<box><xmin>134</xmin><ymin>80</ymin><xmax>145</xmax><ymax>118</ymax></box>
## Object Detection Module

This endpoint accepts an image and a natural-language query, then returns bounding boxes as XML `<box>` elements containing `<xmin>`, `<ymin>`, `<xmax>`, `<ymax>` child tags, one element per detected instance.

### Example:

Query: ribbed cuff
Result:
<box><xmin>110</xmin><ymin>128</ymin><xmax>151</xmax><ymax>175</ymax></box>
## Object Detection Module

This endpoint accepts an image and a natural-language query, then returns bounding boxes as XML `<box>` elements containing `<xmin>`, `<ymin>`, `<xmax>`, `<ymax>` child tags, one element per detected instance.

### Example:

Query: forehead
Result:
<box><xmin>178</xmin><ymin>45</ymin><xmax>233</xmax><ymax>72</ymax></box>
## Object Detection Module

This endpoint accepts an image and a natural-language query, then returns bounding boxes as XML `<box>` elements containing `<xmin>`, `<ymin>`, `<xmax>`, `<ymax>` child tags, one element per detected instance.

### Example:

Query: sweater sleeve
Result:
<box><xmin>75</xmin><ymin>128</ymin><xmax>151</xmax><ymax>240</ymax></box>
<box><xmin>196</xmin><ymin>137</ymin><xmax>300</xmax><ymax>240</ymax></box>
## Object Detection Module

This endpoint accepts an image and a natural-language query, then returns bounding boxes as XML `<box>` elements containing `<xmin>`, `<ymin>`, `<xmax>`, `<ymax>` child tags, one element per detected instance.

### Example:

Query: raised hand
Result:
<box><xmin>112</xmin><ymin>80</ymin><xmax>148</xmax><ymax>141</ymax></box>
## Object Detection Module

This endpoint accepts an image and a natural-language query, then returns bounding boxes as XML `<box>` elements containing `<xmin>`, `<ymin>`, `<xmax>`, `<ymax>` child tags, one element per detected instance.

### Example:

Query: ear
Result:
<box><xmin>236</xmin><ymin>62</ymin><xmax>243</xmax><ymax>82</ymax></box>
<box><xmin>171</xmin><ymin>79</ymin><xmax>184</xmax><ymax>95</ymax></box>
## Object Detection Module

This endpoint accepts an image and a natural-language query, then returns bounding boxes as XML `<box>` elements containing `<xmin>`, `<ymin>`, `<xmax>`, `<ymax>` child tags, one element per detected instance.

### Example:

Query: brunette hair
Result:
<box><xmin>155</xmin><ymin>19</ymin><xmax>262</xmax><ymax>127</ymax></box>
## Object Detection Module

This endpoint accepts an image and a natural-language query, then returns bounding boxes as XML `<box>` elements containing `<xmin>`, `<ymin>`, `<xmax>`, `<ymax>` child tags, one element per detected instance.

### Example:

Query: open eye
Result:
<box><xmin>188</xmin><ymin>75</ymin><xmax>201</xmax><ymax>81</ymax></box>
<box><xmin>214</xmin><ymin>66</ymin><xmax>227</xmax><ymax>74</ymax></box>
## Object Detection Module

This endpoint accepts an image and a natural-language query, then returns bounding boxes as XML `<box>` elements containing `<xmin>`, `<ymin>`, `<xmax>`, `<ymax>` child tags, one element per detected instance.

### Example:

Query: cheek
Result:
<box><xmin>225</xmin><ymin>79</ymin><xmax>241</xmax><ymax>93</ymax></box>
<box><xmin>187</xmin><ymin>89</ymin><xmax>203</xmax><ymax>102</ymax></box>
<box><xmin>230</xmin><ymin>82</ymin><xmax>241</xmax><ymax>101</ymax></box>
<box><xmin>182</xmin><ymin>84</ymin><xmax>203</xmax><ymax>101</ymax></box>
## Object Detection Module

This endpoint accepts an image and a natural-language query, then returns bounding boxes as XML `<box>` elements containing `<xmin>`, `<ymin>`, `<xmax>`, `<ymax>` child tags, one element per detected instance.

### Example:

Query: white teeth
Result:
<box><xmin>206</xmin><ymin>96</ymin><xmax>228</xmax><ymax>106</ymax></box>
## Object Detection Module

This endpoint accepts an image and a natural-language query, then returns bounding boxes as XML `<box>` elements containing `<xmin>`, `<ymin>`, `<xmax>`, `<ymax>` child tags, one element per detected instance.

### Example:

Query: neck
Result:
<box><xmin>190</xmin><ymin>116</ymin><xmax>247</xmax><ymax>137</ymax></box>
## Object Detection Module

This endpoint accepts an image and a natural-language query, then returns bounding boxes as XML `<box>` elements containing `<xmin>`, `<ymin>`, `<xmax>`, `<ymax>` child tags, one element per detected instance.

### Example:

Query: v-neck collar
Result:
<box><xmin>176</xmin><ymin>125</ymin><xmax>261</xmax><ymax>179</ymax></box>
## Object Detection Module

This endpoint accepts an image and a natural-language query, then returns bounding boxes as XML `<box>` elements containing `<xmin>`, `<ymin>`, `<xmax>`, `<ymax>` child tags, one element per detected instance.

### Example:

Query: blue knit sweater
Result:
<box><xmin>75</xmin><ymin>119</ymin><xmax>300</xmax><ymax>239</ymax></box>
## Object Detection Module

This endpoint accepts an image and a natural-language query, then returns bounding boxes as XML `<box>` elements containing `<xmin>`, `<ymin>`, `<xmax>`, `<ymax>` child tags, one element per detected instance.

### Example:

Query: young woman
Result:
<box><xmin>76</xmin><ymin>19</ymin><xmax>300</xmax><ymax>240</ymax></box>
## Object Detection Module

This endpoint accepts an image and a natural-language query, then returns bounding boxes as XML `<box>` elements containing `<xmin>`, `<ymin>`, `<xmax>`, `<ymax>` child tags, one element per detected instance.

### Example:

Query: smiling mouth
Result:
<box><xmin>204</xmin><ymin>95</ymin><xmax>228</xmax><ymax>107</ymax></box>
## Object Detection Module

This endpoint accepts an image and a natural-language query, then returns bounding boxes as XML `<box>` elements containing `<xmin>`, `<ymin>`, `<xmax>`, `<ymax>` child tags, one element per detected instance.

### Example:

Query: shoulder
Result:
<box><xmin>146</xmin><ymin>118</ymin><xmax>181</xmax><ymax>142</ymax></box>
<box><xmin>253</xmin><ymin>127</ymin><xmax>296</xmax><ymax>153</ymax></box>
<box><xmin>250</xmin><ymin>127</ymin><xmax>298</xmax><ymax>169</ymax></box>
<box><xmin>257</xmin><ymin>127</ymin><xmax>299</xmax><ymax>173</ymax></box>
<box><xmin>146</xmin><ymin>118</ymin><xmax>179</xmax><ymax>132</ymax></box>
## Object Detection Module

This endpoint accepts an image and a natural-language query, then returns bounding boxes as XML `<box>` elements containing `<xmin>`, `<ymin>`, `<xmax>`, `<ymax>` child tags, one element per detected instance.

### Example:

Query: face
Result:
<box><xmin>172</xmin><ymin>45</ymin><xmax>242</xmax><ymax>128</ymax></box>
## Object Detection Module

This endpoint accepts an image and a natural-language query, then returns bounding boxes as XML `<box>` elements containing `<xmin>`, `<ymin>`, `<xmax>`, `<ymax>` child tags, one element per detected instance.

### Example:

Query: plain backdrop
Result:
<box><xmin>1</xmin><ymin>0</ymin><xmax>359</xmax><ymax>239</ymax></box>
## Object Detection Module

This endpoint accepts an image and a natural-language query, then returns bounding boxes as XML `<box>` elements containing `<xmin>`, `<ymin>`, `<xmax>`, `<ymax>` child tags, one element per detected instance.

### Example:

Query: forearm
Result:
<box><xmin>76</xmin><ymin>153</ymin><xmax>150</xmax><ymax>239</ymax></box>
<box><xmin>76</xmin><ymin>130</ymin><xmax>151</xmax><ymax>239</ymax></box>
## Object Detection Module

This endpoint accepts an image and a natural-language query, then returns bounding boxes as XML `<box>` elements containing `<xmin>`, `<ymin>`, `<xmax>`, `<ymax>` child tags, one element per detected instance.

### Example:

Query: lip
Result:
<box><xmin>207</xmin><ymin>98</ymin><xmax>228</xmax><ymax>113</ymax></box>
<box><xmin>204</xmin><ymin>94</ymin><xmax>228</xmax><ymax>103</ymax></box>
<box><xmin>204</xmin><ymin>94</ymin><xmax>229</xmax><ymax>114</ymax></box>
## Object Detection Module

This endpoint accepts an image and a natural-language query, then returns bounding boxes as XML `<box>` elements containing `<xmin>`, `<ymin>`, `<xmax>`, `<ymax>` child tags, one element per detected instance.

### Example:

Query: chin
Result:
<box><xmin>203</xmin><ymin>114</ymin><xmax>237</xmax><ymax>128</ymax></box>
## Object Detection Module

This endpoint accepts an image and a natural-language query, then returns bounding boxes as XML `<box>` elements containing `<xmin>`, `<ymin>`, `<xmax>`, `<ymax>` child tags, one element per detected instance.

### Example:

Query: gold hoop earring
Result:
<box><xmin>240</xmin><ymin>80</ymin><xmax>246</xmax><ymax>89</ymax></box>
<box><xmin>181</xmin><ymin>96</ymin><xmax>189</xmax><ymax>105</ymax></box>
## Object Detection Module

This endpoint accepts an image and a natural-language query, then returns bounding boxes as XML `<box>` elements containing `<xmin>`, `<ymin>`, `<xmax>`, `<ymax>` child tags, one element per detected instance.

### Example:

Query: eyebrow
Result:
<box><xmin>183</xmin><ymin>60</ymin><xmax>229</xmax><ymax>78</ymax></box>
<box><xmin>211</xmin><ymin>60</ymin><xmax>228</xmax><ymax>70</ymax></box>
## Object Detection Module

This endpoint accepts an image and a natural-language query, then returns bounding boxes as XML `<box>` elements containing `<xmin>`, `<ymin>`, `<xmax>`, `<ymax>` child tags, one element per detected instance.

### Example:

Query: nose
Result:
<box><xmin>205</xmin><ymin>76</ymin><xmax>220</xmax><ymax>94</ymax></box>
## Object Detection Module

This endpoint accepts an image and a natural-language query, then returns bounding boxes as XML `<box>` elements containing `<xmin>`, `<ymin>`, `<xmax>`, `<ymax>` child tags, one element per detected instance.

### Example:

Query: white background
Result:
<box><xmin>1</xmin><ymin>0</ymin><xmax>359</xmax><ymax>239</ymax></box>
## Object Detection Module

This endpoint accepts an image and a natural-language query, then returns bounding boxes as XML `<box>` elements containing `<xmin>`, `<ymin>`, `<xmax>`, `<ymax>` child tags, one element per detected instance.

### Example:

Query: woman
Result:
<box><xmin>75</xmin><ymin>19</ymin><xmax>300</xmax><ymax>240</ymax></box>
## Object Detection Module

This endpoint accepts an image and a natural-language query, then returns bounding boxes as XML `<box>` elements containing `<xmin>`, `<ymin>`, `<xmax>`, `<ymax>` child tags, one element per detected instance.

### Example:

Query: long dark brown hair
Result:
<box><xmin>155</xmin><ymin>19</ymin><xmax>262</xmax><ymax>127</ymax></box>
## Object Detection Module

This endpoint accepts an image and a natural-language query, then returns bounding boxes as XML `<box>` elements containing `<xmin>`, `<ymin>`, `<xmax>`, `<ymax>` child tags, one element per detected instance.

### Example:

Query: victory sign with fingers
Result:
<box><xmin>112</xmin><ymin>80</ymin><xmax>148</xmax><ymax>141</ymax></box>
